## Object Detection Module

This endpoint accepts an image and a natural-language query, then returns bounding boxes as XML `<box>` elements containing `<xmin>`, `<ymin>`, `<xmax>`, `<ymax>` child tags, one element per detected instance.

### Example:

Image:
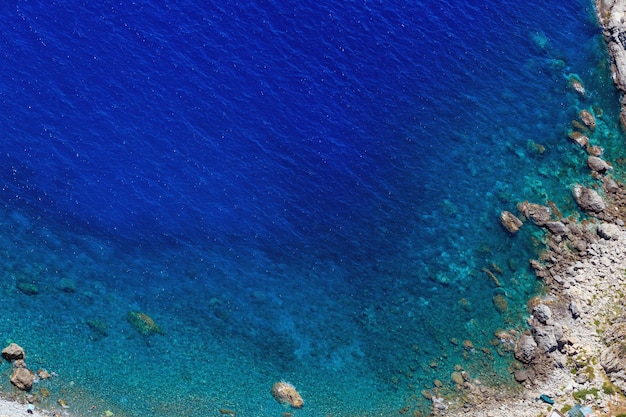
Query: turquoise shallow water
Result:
<box><xmin>0</xmin><ymin>0</ymin><xmax>625</xmax><ymax>416</ymax></box>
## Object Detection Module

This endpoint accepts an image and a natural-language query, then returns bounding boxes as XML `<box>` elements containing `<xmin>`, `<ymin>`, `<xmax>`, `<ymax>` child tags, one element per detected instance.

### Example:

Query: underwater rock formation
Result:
<box><xmin>271</xmin><ymin>381</ymin><xmax>304</xmax><ymax>408</ymax></box>
<box><xmin>126</xmin><ymin>312</ymin><xmax>164</xmax><ymax>336</ymax></box>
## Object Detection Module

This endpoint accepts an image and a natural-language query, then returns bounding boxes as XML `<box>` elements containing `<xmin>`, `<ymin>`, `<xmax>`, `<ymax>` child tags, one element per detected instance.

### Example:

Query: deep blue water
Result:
<box><xmin>0</xmin><ymin>0</ymin><xmax>622</xmax><ymax>416</ymax></box>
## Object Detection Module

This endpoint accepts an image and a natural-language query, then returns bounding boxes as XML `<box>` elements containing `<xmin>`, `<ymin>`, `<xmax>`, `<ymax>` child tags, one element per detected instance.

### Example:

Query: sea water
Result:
<box><xmin>0</xmin><ymin>0</ymin><xmax>622</xmax><ymax>416</ymax></box>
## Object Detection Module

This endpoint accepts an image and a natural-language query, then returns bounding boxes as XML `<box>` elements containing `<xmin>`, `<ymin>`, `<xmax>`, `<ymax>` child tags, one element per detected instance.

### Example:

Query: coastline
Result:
<box><xmin>435</xmin><ymin>1</ymin><xmax>626</xmax><ymax>415</ymax></box>
<box><xmin>0</xmin><ymin>2</ymin><xmax>625</xmax><ymax>417</ymax></box>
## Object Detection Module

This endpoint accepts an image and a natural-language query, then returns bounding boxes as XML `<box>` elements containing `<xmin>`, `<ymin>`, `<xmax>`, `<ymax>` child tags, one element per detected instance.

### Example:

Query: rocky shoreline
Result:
<box><xmin>430</xmin><ymin>1</ymin><xmax>626</xmax><ymax>416</ymax></box>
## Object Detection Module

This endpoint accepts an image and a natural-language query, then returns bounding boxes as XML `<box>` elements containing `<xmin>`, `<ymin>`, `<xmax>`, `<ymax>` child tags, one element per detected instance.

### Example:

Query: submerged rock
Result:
<box><xmin>127</xmin><ymin>312</ymin><xmax>164</xmax><ymax>336</ymax></box>
<box><xmin>271</xmin><ymin>381</ymin><xmax>304</xmax><ymax>408</ymax></box>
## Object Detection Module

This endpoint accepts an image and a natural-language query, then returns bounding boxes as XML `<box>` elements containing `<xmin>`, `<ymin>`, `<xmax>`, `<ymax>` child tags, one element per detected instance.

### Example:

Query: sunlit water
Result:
<box><xmin>0</xmin><ymin>0</ymin><xmax>623</xmax><ymax>415</ymax></box>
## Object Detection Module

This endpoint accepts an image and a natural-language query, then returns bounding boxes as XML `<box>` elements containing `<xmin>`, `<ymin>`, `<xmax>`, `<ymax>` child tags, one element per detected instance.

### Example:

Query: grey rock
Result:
<box><xmin>597</xmin><ymin>223</ymin><xmax>621</xmax><ymax>240</ymax></box>
<box><xmin>600</xmin><ymin>342</ymin><xmax>626</xmax><ymax>374</ymax></box>
<box><xmin>526</xmin><ymin>204</ymin><xmax>552</xmax><ymax>226</ymax></box>
<box><xmin>572</xmin><ymin>185</ymin><xmax>606</xmax><ymax>213</ymax></box>
<box><xmin>514</xmin><ymin>335</ymin><xmax>538</xmax><ymax>364</ymax></box>
<box><xmin>546</xmin><ymin>221</ymin><xmax>568</xmax><ymax>236</ymax></box>
<box><xmin>533</xmin><ymin>304</ymin><xmax>552</xmax><ymax>325</ymax></box>
<box><xmin>569</xmin><ymin>300</ymin><xmax>581</xmax><ymax>319</ymax></box>
<box><xmin>532</xmin><ymin>325</ymin><xmax>558</xmax><ymax>353</ymax></box>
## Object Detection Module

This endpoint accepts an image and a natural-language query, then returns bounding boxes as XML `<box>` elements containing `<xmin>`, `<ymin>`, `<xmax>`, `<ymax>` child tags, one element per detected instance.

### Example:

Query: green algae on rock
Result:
<box><xmin>126</xmin><ymin>312</ymin><xmax>164</xmax><ymax>336</ymax></box>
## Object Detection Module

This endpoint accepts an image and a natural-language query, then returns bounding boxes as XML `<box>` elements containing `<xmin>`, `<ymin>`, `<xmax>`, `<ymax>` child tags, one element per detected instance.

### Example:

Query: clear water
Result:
<box><xmin>0</xmin><ymin>0</ymin><xmax>622</xmax><ymax>416</ymax></box>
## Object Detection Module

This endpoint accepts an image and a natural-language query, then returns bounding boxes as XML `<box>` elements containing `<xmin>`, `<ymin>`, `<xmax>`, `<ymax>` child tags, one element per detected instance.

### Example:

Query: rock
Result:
<box><xmin>2</xmin><ymin>343</ymin><xmax>25</xmax><ymax>361</ymax></box>
<box><xmin>16</xmin><ymin>281</ymin><xmax>39</xmax><ymax>296</ymax></box>
<box><xmin>500</xmin><ymin>211</ymin><xmax>523</xmax><ymax>234</ymax></box>
<box><xmin>514</xmin><ymin>335</ymin><xmax>537</xmax><ymax>364</ymax></box>
<box><xmin>533</xmin><ymin>304</ymin><xmax>552</xmax><ymax>325</ymax></box>
<box><xmin>451</xmin><ymin>371</ymin><xmax>464</xmax><ymax>385</ymax></box>
<box><xmin>600</xmin><ymin>342</ymin><xmax>626</xmax><ymax>375</ymax></box>
<box><xmin>532</xmin><ymin>325</ymin><xmax>558</xmax><ymax>353</ymax></box>
<box><xmin>587</xmin><ymin>145</ymin><xmax>604</xmax><ymax>156</ymax></box>
<box><xmin>588</xmin><ymin>156</ymin><xmax>612</xmax><ymax>173</ymax></box>
<box><xmin>126</xmin><ymin>312</ymin><xmax>164</xmax><ymax>336</ymax></box>
<box><xmin>604</xmin><ymin>176</ymin><xmax>620</xmax><ymax>193</ymax></box>
<box><xmin>546</xmin><ymin>221</ymin><xmax>568</xmax><ymax>236</ymax></box>
<box><xmin>10</xmin><ymin>367</ymin><xmax>34</xmax><ymax>391</ymax></box>
<box><xmin>514</xmin><ymin>369</ymin><xmax>531</xmax><ymax>382</ymax></box>
<box><xmin>568</xmin><ymin>74</ymin><xmax>586</xmax><ymax>96</ymax></box>
<box><xmin>568</xmin><ymin>131</ymin><xmax>589</xmax><ymax>147</ymax></box>
<box><xmin>579</xmin><ymin>109</ymin><xmax>596</xmax><ymax>130</ymax></box>
<box><xmin>602</xmin><ymin>322</ymin><xmax>626</xmax><ymax>345</ymax></box>
<box><xmin>569</xmin><ymin>300</ymin><xmax>581</xmax><ymax>319</ymax></box>
<box><xmin>517</xmin><ymin>202</ymin><xmax>551</xmax><ymax>226</ymax></box>
<box><xmin>271</xmin><ymin>381</ymin><xmax>304</xmax><ymax>408</ymax></box>
<box><xmin>597</xmin><ymin>223</ymin><xmax>621</xmax><ymax>240</ymax></box>
<box><xmin>572</xmin><ymin>185</ymin><xmax>606</xmax><ymax>213</ymax></box>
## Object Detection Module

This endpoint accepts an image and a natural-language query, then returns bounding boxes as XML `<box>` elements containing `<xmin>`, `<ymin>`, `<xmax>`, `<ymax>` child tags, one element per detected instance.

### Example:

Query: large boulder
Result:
<box><xmin>2</xmin><ymin>343</ymin><xmax>25</xmax><ymax>361</ymax></box>
<box><xmin>597</xmin><ymin>223</ymin><xmax>621</xmax><ymax>240</ymax></box>
<box><xmin>572</xmin><ymin>185</ymin><xmax>606</xmax><ymax>213</ymax></box>
<box><xmin>532</xmin><ymin>325</ymin><xmax>558</xmax><ymax>353</ymax></box>
<box><xmin>514</xmin><ymin>335</ymin><xmax>538</xmax><ymax>364</ymax></box>
<box><xmin>588</xmin><ymin>156</ymin><xmax>612</xmax><ymax>173</ymax></box>
<box><xmin>533</xmin><ymin>304</ymin><xmax>552</xmax><ymax>325</ymax></box>
<box><xmin>10</xmin><ymin>367</ymin><xmax>34</xmax><ymax>391</ymax></box>
<box><xmin>579</xmin><ymin>109</ymin><xmax>596</xmax><ymax>130</ymax></box>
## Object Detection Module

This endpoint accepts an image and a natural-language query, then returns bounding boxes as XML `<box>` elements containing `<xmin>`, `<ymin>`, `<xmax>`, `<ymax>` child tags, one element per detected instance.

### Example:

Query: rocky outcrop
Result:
<box><xmin>517</xmin><ymin>202</ymin><xmax>552</xmax><ymax>226</ymax></box>
<box><xmin>500</xmin><ymin>210</ymin><xmax>523</xmax><ymax>234</ymax></box>
<box><xmin>572</xmin><ymin>185</ymin><xmax>606</xmax><ymax>213</ymax></box>
<box><xmin>600</xmin><ymin>320</ymin><xmax>626</xmax><ymax>392</ymax></box>
<box><xmin>514</xmin><ymin>335</ymin><xmax>537</xmax><ymax>364</ymax></box>
<box><xmin>533</xmin><ymin>304</ymin><xmax>552</xmax><ymax>325</ymax></box>
<box><xmin>579</xmin><ymin>109</ymin><xmax>596</xmax><ymax>130</ymax></box>
<box><xmin>597</xmin><ymin>0</ymin><xmax>626</xmax><ymax>127</ymax></box>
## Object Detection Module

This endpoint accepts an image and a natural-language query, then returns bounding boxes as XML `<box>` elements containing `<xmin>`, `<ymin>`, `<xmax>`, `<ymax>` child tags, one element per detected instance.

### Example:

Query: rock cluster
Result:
<box><xmin>598</xmin><ymin>0</ymin><xmax>626</xmax><ymax>127</ymax></box>
<box><xmin>2</xmin><ymin>343</ymin><xmax>34</xmax><ymax>391</ymax></box>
